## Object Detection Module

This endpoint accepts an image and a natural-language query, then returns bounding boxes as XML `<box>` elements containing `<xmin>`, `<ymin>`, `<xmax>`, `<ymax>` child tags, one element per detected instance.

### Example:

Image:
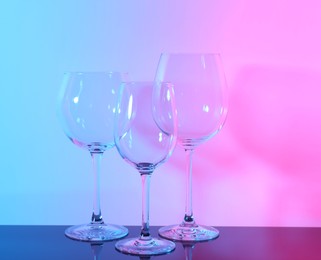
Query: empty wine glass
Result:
<box><xmin>155</xmin><ymin>53</ymin><xmax>228</xmax><ymax>242</ymax></box>
<box><xmin>57</xmin><ymin>72</ymin><xmax>129</xmax><ymax>241</ymax></box>
<box><xmin>114</xmin><ymin>81</ymin><xmax>177</xmax><ymax>256</ymax></box>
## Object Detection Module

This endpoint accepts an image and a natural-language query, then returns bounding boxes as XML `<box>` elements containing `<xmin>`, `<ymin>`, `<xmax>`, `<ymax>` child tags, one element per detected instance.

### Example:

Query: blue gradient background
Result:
<box><xmin>1</xmin><ymin>0</ymin><xmax>321</xmax><ymax>226</ymax></box>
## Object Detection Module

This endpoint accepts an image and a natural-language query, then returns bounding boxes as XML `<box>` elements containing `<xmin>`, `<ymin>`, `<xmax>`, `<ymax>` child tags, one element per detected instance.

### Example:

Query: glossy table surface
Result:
<box><xmin>0</xmin><ymin>225</ymin><xmax>321</xmax><ymax>259</ymax></box>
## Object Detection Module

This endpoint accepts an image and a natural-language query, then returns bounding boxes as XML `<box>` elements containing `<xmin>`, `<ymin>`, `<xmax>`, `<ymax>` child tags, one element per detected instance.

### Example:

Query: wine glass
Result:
<box><xmin>154</xmin><ymin>53</ymin><xmax>228</xmax><ymax>242</ymax></box>
<box><xmin>114</xmin><ymin>81</ymin><xmax>177</xmax><ymax>256</ymax></box>
<box><xmin>57</xmin><ymin>72</ymin><xmax>129</xmax><ymax>241</ymax></box>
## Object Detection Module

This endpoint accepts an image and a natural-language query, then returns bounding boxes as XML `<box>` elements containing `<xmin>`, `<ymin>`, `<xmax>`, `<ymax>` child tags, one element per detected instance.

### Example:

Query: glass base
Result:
<box><xmin>65</xmin><ymin>223</ymin><xmax>128</xmax><ymax>242</ymax></box>
<box><xmin>115</xmin><ymin>236</ymin><xmax>176</xmax><ymax>256</ymax></box>
<box><xmin>158</xmin><ymin>222</ymin><xmax>219</xmax><ymax>242</ymax></box>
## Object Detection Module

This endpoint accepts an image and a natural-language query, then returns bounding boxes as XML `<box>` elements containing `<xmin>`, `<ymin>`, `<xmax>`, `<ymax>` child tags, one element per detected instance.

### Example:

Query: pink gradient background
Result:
<box><xmin>1</xmin><ymin>0</ymin><xmax>321</xmax><ymax>227</ymax></box>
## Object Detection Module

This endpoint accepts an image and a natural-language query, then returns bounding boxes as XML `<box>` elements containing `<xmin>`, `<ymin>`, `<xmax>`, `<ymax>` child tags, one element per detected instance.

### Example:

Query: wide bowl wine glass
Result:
<box><xmin>114</xmin><ymin>82</ymin><xmax>177</xmax><ymax>256</ymax></box>
<box><xmin>155</xmin><ymin>53</ymin><xmax>228</xmax><ymax>242</ymax></box>
<box><xmin>57</xmin><ymin>72</ymin><xmax>129</xmax><ymax>241</ymax></box>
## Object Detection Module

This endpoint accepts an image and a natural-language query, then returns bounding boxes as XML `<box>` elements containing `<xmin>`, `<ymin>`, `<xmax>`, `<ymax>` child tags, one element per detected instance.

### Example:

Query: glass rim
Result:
<box><xmin>120</xmin><ymin>81</ymin><xmax>153</xmax><ymax>89</ymax></box>
<box><xmin>63</xmin><ymin>71</ymin><xmax>129</xmax><ymax>76</ymax></box>
<box><xmin>160</xmin><ymin>52</ymin><xmax>221</xmax><ymax>56</ymax></box>
<box><xmin>121</xmin><ymin>81</ymin><xmax>174</xmax><ymax>86</ymax></box>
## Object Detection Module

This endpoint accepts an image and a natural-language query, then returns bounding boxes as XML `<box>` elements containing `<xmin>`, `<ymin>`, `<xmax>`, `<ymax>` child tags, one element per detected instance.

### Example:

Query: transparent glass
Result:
<box><xmin>57</xmin><ymin>72</ymin><xmax>128</xmax><ymax>241</ymax></box>
<box><xmin>114</xmin><ymin>82</ymin><xmax>177</xmax><ymax>256</ymax></box>
<box><xmin>155</xmin><ymin>53</ymin><xmax>228</xmax><ymax>242</ymax></box>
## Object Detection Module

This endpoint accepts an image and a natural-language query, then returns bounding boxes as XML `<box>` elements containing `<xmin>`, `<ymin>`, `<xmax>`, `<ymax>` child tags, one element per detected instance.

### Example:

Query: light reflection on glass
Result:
<box><xmin>127</xmin><ymin>95</ymin><xmax>133</xmax><ymax>119</ymax></box>
<box><xmin>166</xmin><ymin>89</ymin><xmax>171</xmax><ymax>101</ymax></box>
<box><xmin>203</xmin><ymin>105</ymin><xmax>209</xmax><ymax>112</ymax></box>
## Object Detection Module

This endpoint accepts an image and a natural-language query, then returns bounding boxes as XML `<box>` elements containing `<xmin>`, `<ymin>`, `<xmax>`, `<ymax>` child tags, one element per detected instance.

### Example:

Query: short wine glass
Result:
<box><xmin>57</xmin><ymin>71</ymin><xmax>129</xmax><ymax>241</ymax></box>
<box><xmin>155</xmin><ymin>53</ymin><xmax>228</xmax><ymax>242</ymax></box>
<box><xmin>114</xmin><ymin>81</ymin><xmax>177</xmax><ymax>256</ymax></box>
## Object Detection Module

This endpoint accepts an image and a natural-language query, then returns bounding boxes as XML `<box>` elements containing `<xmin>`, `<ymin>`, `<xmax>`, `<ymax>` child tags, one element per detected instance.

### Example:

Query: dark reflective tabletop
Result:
<box><xmin>0</xmin><ymin>225</ymin><xmax>321</xmax><ymax>259</ymax></box>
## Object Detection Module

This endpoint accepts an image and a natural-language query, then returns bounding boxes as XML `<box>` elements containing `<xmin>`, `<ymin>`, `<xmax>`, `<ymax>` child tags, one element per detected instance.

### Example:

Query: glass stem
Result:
<box><xmin>183</xmin><ymin>244</ymin><xmax>194</xmax><ymax>260</ymax></box>
<box><xmin>140</xmin><ymin>173</ymin><xmax>152</xmax><ymax>239</ymax></box>
<box><xmin>90</xmin><ymin>152</ymin><xmax>104</xmax><ymax>224</ymax></box>
<box><xmin>90</xmin><ymin>243</ymin><xmax>103</xmax><ymax>260</ymax></box>
<box><xmin>184</xmin><ymin>149</ymin><xmax>194</xmax><ymax>224</ymax></box>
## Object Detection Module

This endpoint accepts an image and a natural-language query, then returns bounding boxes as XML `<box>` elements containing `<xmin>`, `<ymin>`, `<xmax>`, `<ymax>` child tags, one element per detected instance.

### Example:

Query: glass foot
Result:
<box><xmin>158</xmin><ymin>222</ymin><xmax>219</xmax><ymax>242</ymax></box>
<box><xmin>115</xmin><ymin>236</ymin><xmax>175</xmax><ymax>256</ymax></box>
<box><xmin>65</xmin><ymin>223</ymin><xmax>128</xmax><ymax>242</ymax></box>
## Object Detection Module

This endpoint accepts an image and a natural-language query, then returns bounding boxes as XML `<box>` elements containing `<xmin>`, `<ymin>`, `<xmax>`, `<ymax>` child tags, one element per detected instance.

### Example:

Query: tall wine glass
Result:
<box><xmin>114</xmin><ymin>82</ymin><xmax>177</xmax><ymax>256</ymax></box>
<box><xmin>155</xmin><ymin>53</ymin><xmax>228</xmax><ymax>242</ymax></box>
<box><xmin>57</xmin><ymin>72</ymin><xmax>129</xmax><ymax>241</ymax></box>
